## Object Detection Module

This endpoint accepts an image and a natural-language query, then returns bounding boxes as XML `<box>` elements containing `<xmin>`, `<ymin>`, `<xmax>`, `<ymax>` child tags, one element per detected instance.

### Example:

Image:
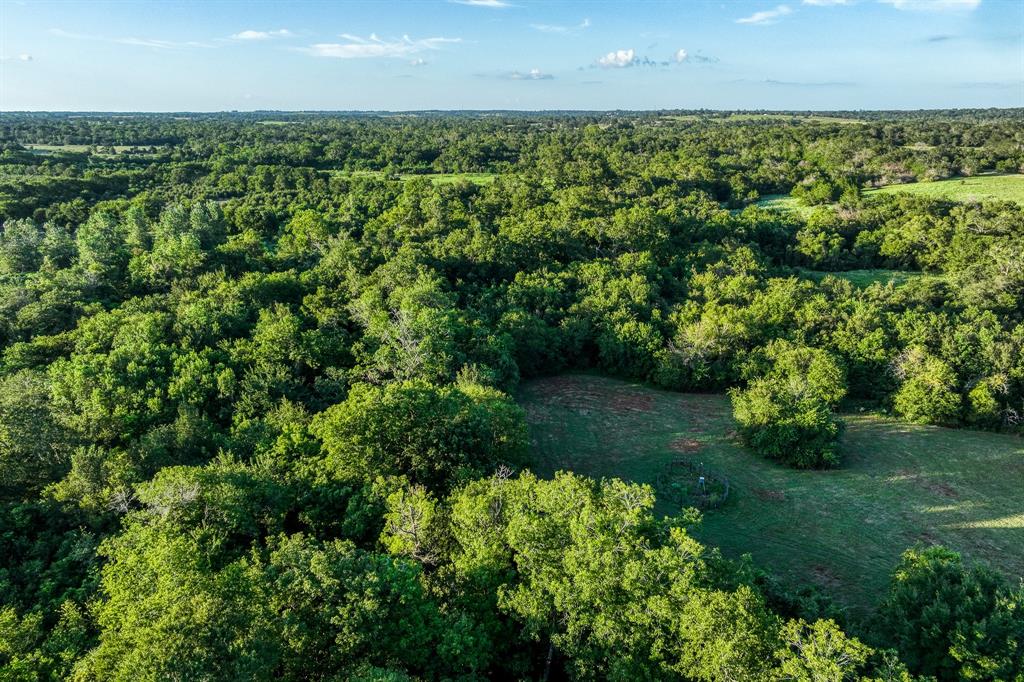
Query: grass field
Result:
<box><xmin>795</xmin><ymin>268</ymin><xmax>942</xmax><ymax>289</ymax></box>
<box><xmin>24</xmin><ymin>144</ymin><xmax>161</xmax><ymax>156</ymax></box>
<box><xmin>866</xmin><ymin>174</ymin><xmax>1024</xmax><ymax>205</ymax></box>
<box><xmin>752</xmin><ymin>193</ymin><xmax>817</xmax><ymax>217</ymax></box>
<box><xmin>520</xmin><ymin>374</ymin><xmax>1024</xmax><ymax>613</ymax></box>
<box><xmin>330</xmin><ymin>170</ymin><xmax>498</xmax><ymax>186</ymax></box>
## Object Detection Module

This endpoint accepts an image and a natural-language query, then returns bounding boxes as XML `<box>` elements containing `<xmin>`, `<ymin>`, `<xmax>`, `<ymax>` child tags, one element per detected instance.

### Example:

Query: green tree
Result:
<box><xmin>877</xmin><ymin>546</ymin><xmax>1024</xmax><ymax>681</ymax></box>
<box><xmin>314</xmin><ymin>379</ymin><xmax>526</xmax><ymax>490</ymax></box>
<box><xmin>731</xmin><ymin>341</ymin><xmax>847</xmax><ymax>468</ymax></box>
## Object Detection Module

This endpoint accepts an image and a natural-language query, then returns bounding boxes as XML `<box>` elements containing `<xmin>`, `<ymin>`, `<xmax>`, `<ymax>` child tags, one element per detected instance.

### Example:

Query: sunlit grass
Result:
<box><xmin>866</xmin><ymin>174</ymin><xmax>1024</xmax><ymax>205</ymax></box>
<box><xmin>520</xmin><ymin>374</ymin><xmax>1024</xmax><ymax>614</ymax></box>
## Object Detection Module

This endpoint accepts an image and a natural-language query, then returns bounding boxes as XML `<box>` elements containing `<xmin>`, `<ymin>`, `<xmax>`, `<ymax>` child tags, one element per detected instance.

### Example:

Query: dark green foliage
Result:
<box><xmin>877</xmin><ymin>547</ymin><xmax>1024</xmax><ymax>681</ymax></box>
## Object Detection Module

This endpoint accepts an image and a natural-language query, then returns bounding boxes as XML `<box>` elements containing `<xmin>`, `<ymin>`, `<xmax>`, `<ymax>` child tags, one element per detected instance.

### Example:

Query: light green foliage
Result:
<box><xmin>75</xmin><ymin>211</ymin><xmax>127</xmax><ymax>283</ymax></box>
<box><xmin>0</xmin><ymin>219</ymin><xmax>44</xmax><ymax>274</ymax></box>
<box><xmin>449</xmin><ymin>472</ymin><xmax>782</xmax><ymax>680</ymax></box>
<box><xmin>891</xmin><ymin>349</ymin><xmax>962</xmax><ymax>426</ymax></box>
<box><xmin>775</xmin><ymin>619</ymin><xmax>872</xmax><ymax>682</ymax></box>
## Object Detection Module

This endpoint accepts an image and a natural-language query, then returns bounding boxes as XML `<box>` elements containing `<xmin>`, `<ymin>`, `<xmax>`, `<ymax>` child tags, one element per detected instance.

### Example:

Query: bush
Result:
<box><xmin>892</xmin><ymin>354</ymin><xmax>961</xmax><ymax>426</ymax></box>
<box><xmin>731</xmin><ymin>342</ymin><xmax>846</xmax><ymax>468</ymax></box>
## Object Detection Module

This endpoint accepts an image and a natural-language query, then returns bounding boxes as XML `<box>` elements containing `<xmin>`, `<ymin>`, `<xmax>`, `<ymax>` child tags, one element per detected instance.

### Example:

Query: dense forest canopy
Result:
<box><xmin>1</xmin><ymin>110</ymin><xmax>1023</xmax><ymax>680</ymax></box>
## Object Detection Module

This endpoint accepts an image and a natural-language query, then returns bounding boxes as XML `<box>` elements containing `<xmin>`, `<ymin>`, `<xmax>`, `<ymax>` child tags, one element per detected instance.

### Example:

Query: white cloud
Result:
<box><xmin>302</xmin><ymin>34</ymin><xmax>461</xmax><ymax>59</ymax></box>
<box><xmin>410</xmin><ymin>57</ymin><xmax>428</xmax><ymax>66</ymax></box>
<box><xmin>510</xmin><ymin>68</ymin><xmax>553</xmax><ymax>80</ymax></box>
<box><xmin>531</xmin><ymin>18</ymin><xmax>591</xmax><ymax>34</ymax></box>
<box><xmin>674</xmin><ymin>48</ymin><xmax>688</xmax><ymax>63</ymax></box>
<box><xmin>231</xmin><ymin>29</ymin><xmax>293</xmax><ymax>40</ymax></box>
<box><xmin>736</xmin><ymin>4</ymin><xmax>793</xmax><ymax>23</ymax></box>
<box><xmin>450</xmin><ymin>0</ymin><xmax>511</xmax><ymax>7</ymax></box>
<box><xmin>880</xmin><ymin>0</ymin><xmax>980</xmax><ymax>9</ymax></box>
<box><xmin>597</xmin><ymin>48</ymin><xmax>636</xmax><ymax>68</ymax></box>
<box><xmin>49</xmin><ymin>28</ymin><xmax>211</xmax><ymax>49</ymax></box>
<box><xmin>19</xmin><ymin>53</ymin><xmax>33</xmax><ymax>61</ymax></box>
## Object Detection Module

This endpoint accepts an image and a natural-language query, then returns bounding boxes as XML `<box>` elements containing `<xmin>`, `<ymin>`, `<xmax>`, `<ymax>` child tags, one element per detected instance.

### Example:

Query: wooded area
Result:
<box><xmin>1</xmin><ymin>110</ymin><xmax>1023</xmax><ymax>680</ymax></box>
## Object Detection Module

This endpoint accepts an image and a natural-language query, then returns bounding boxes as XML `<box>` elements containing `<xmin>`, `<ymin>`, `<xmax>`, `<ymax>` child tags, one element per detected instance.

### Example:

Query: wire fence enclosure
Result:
<box><xmin>655</xmin><ymin>458</ymin><xmax>730</xmax><ymax>510</ymax></box>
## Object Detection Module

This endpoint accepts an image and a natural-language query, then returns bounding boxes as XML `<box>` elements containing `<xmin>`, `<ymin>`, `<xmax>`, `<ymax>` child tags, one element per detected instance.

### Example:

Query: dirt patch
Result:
<box><xmin>925</xmin><ymin>481</ymin><xmax>959</xmax><ymax>499</ymax></box>
<box><xmin>811</xmin><ymin>564</ymin><xmax>842</xmax><ymax>589</ymax></box>
<box><xmin>670</xmin><ymin>438</ymin><xmax>703</xmax><ymax>454</ymax></box>
<box><xmin>609</xmin><ymin>391</ymin><xmax>654</xmax><ymax>414</ymax></box>
<box><xmin>753</xmin><ymin>488</ymin><xmax>786</xmax><ymax>502</ymax></box>
<box><xmin>890</xmin><ymin>468</ymin><xmax>959</xmax><ymax>499</ymax></box>
<box><xmin>534</xmin><ymin>376</ymin><xmax>653</xmax><ymax>415</ymax></box>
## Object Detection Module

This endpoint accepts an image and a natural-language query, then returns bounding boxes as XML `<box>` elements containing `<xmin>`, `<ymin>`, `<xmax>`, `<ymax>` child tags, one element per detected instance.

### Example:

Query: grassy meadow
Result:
<box><xmin>520</xmin><ymin>374</ymin><xmax>1024</xmax><ymax>614</ymax></box>
<box><xmin>866</xmin><ymin>174</ymin><xmax>1024</xmax><ymax>204</ymax></box>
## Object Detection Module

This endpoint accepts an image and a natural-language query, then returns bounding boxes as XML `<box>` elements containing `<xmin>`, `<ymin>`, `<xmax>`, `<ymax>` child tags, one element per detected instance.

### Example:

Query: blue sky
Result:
<box><xmin>1</xmin><ymin>0</ymin><xmax>1022</xmax><ymax>111</ymax></box>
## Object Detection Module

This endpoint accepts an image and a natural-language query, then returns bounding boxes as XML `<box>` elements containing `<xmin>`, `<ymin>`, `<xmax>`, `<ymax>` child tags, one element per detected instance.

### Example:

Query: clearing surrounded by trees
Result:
<box><xmin>520</xmin><ymin>374</ymin><xmax>1024</xmax><ymax>614</ymax></box>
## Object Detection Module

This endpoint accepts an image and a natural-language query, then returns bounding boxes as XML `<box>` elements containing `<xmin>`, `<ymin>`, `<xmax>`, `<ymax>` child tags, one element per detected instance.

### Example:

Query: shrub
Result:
<box><xmin>731</xmin><ymin>342</ymin><xmax>846</xmax><ymax>468</ymax></box>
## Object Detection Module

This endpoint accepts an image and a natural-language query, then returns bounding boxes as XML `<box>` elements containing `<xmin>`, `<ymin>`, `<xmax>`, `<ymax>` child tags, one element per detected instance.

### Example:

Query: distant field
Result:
<box><xmin>520</xmin><ymin>374</ymin><xmax>1024</xmax><ymax>614</ymax></box>
<box><xmin>665</xmin><ymin>113</ymin><xmax>865</xmax><ymax>125</ymax></box>
<box><xmin>24</xmin><ymin>144</ymin><xmax>161</xmax><ymax>155</ymax></box>
<box><xmin>866</xmin><ymin>174</ymin><xmax>1024</xmax><ymax>205</ymax></box>
<box><xmin>795</xmin><ymin>268</ymin><xmax>943</xmax><ymax>289</ymax></box>
<box><xmin>331</xmin><ymin>170</ymin><xmax>498</xmax><ymax>186</ymax></box>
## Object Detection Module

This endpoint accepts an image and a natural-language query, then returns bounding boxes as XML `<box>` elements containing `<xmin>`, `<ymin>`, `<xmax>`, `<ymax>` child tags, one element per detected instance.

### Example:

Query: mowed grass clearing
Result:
<box><xmin>794</xmin><ymin>268</ymin><xmax>944</xmax><ymax>289</ymax></box>
<box><xmin>752</xmin><ymin>193</ymin><xmax>817</xmax><ymax>217</ymax></box>
<box><xmin>519</xmin><ymin>374</ymin><xmax>1024</xmax><ymax>613</ymax></box>
<box><xmin>866</xmin><ymin>174</ymin><xmax>1024</xmax><ymax>205</ymax></box>
<box><xmin>330</xmin><ymin>170</ymin><xmax>498</xmax><ymax>186</ymax></box>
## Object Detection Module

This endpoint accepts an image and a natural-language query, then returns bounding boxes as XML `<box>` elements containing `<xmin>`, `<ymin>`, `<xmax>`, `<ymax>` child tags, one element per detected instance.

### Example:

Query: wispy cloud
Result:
<box><xmin>0</xmin><ymin>53</ymin><xmax>33</xmax><ymax>62</ymax></box>
<box><xmin>802</xmin><ymin>0</ymin><xmax>850</xmax><ymax>5</ymax></box>
<box><xmin>450</xmin><ymin>0</ymin><xmax>512</xmax><ymax>7</ymax></box>
<box><xmin>953</xmin><ymin>79</ymin><xmax>1022</xmax><ymax>89</ymax></box>
<box><xmin>508</xmin><ymin>68</ymin><xmax>554</xmax><ymax>80</ymax></box>
<box><xmin>736</xmin><ymin>5</ymin><xmax>793</xmax><ymax>24</ymax></box>
<box><xmin>49</xmin><ymin>28</ymin><xmax>212</xmax><ymax>49</ymax></box>
<box><xmin>926</xmin><ymin>34</ymin><xmax>956</xmax><ymax>42</ymax></box>
<box><xmin>301</xmin><ymin>34</ymin><xmax>461</xmax><ymax>59</ymax></box>
<box><xmin>691</xmin><ymin>53</ymin><xmax>720</xmax><ymax>64</ymax></box>
<box><xmin>763</xmin><ymin>78</ymin><xmax>857</xmax><ymax>87</ymax></box>
<box><xmin>597</xmin><ymin>48</ymin><xmax>636</xmax><ymax>68</ymax></box>
<box><xmin>230</xmin><ymin>29</ymin><xmax>293</xmax><ymax>41</ymax></box>
<box><xmin>880</xmin><ymin>0</ymin><xmax>980</xmax><ymax>10</ymax></box>
<box><xmin>531</xmin><ymin>18</ymin><xmax>590</xmax><ymax>34</ymax></box>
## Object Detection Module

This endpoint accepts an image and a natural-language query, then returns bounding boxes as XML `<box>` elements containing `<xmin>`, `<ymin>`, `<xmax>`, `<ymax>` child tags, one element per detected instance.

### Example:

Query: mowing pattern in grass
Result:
<box><xmin>520</xmin><ymin>374</ymin><xmax>1024</xmax><ymax>613</ymax></box>
<box><xmin>866</xmin><ymin>174</ymin><xmax>1024</xmax><ymax>205</ymax></box>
